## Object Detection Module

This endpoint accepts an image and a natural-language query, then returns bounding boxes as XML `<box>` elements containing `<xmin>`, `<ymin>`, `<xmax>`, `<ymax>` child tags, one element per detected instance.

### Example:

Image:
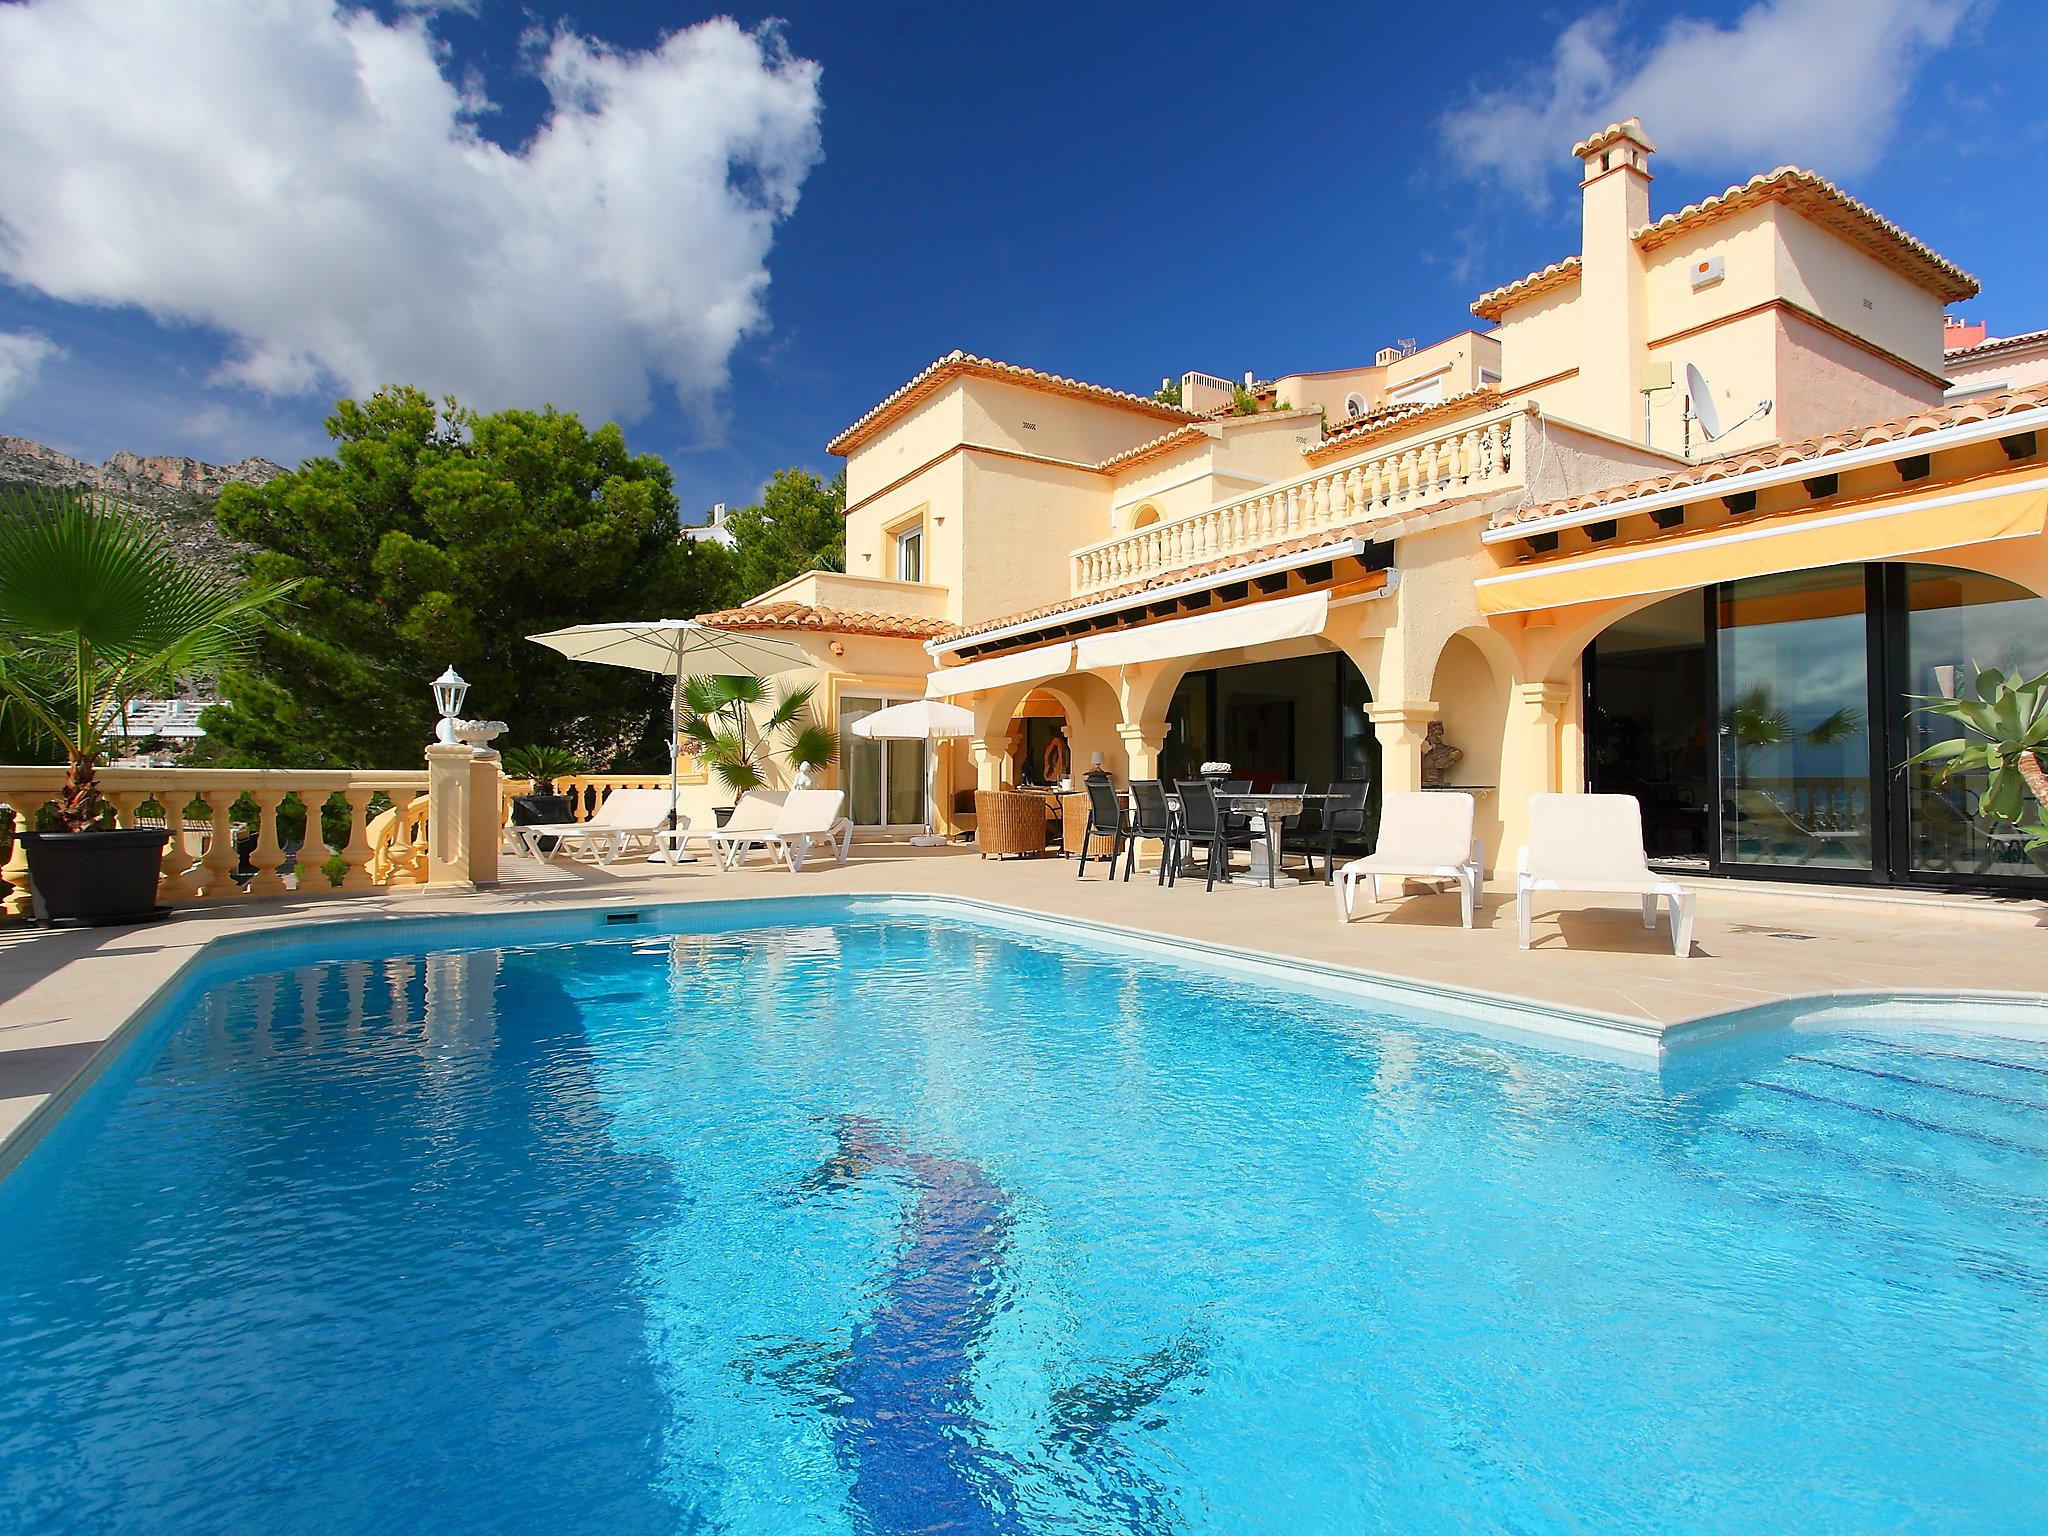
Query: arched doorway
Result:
<box><xmin>1158</xmin><ymin>649</ymin><xmax>1378</xmax><ymax>791</ymax></box>
<box><xmin>1585</xmin><ymin>561</ymin><xmax>2048</xmax><ymax>889</ymax></box>
<box><xmin>1007</xmin><ymin>688</ymin><xmax>1072</xmax><ymax>788</ymax></box>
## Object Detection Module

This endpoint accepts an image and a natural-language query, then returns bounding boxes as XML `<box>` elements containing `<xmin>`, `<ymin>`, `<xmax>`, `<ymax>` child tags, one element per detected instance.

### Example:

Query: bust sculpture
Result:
<box><xmin>1420</xmin><ymin>721</ymin><xmax>1463</xmax><ymax>787</ymax></box>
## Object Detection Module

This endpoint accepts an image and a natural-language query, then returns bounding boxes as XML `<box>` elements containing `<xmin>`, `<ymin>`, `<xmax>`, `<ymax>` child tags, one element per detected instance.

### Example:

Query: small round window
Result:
<box><xmin>1344</xmin><ymin>393</ymin><xmax>1369</xmax><ymax>418</ymax></box>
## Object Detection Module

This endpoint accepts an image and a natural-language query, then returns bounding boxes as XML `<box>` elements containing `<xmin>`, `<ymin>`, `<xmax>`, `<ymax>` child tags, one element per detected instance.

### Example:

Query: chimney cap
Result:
<box><xmin>1572</xmin><ymin>117</ymin><xmax>1657</xmax><ymax>162</ymax></box>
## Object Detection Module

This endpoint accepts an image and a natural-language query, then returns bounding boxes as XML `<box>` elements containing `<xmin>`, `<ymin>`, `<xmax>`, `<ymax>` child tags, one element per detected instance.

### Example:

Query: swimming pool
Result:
<box><xmin>1</xmin><ymin>898</ymin><xmax>2042</xmax><ymax>1534</ymax></box>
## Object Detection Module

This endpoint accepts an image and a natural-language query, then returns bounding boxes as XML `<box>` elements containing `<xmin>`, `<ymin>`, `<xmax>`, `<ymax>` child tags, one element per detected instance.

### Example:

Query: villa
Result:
<box><xmin>6</xmin><ymin>113</ymin><xmax>2048</xmax><ymax>1536</ymax></box>
<box><xmin>687</xmin><ymin>119</ymin><xmax>2048</xmax><ymax>896</ymax></box>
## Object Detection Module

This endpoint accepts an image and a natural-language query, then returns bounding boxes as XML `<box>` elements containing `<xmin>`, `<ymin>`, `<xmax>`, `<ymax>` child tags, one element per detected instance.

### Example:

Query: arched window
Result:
<box><xmin>1344</xmin><ymin>393</ymin><xmax>1369</xmax><ymax>419</ymax></box>
<box><xmin>1131</xmin><ymin>504</ymin><xmax>1162</xmax><ymax>530</ymax></box>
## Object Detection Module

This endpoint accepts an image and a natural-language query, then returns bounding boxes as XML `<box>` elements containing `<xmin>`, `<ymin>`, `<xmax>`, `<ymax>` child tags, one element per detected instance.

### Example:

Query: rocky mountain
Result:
<box><xmin>0</xmin><ymin>434</ymin><xmax>287</xmax><ymax>569</ymax></box>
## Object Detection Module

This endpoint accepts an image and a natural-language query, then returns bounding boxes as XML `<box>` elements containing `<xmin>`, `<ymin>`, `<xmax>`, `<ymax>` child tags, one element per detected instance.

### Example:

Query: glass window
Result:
<box><xmin>1588</xmin><ymin>591</ymin><xmax>1712</xmax><ymax>863</ymax></box>
<box><xmin>838</xmin><ymin>693</ymin><xmax>927</xmax><ymax>828</ymax></box>
<box><xmin>895</xmin><ymin>526</ymin><xmax>922</xmax><ymax>583</ymax></box>
<box><xmin>1902</xmin><ymin>565</ymin><xmax>2048</xmax><ymax>879</ymax></box>
<box><xmin>1717</xmin><ymin>566</ymin><xmax>1872</xmax><ymax>872</ymax></box>
<box><xmin>837</xmin><ymin>696</ymin><xmax>884</xmax><ymax>826</ymax></box>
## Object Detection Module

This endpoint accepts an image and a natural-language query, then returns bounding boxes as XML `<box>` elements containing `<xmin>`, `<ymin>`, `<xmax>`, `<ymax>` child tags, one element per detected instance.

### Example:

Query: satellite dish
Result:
<box><xmin>1684</xmin><ymin>362</ymin><xmax>1723</xmax><ymax>440</ymax></box>
<box><xmin>1681</xmin><ymin>361</ymin><xmax>1771</xmax><ymax>457</ymax></box>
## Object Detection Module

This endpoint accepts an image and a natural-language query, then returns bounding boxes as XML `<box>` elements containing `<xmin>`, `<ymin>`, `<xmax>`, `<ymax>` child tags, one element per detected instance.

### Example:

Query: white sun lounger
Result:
<box><xmin>515</xmin><ymin>786</ymin><xmax>679</xmax><ymax>866</ymax></box>
<box><xmin>1516</xmin><ymin>793</ymin><xmax>1696</xmax><ymax>957</ymax></box>
<box><xmin>699</xmin><ymin>790</ymin><xmax>787</xmax><ymax>868</ymax></box>
<box><xmin>1334</xmin><ymin>791</ymin><xmax>1482</xmax><ymax>927</ymax></box>
<box><xmin>710</xmin><ymin>789</ymin><xmax>852</xmax><ymax>872</ymax></box>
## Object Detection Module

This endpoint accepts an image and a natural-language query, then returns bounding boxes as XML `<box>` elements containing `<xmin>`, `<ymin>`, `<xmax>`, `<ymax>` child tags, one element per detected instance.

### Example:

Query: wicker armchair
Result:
<box><xmin>975</xmin><ymin>789</ymin><xmax>1051</xmax><ymax>858</ymax></box>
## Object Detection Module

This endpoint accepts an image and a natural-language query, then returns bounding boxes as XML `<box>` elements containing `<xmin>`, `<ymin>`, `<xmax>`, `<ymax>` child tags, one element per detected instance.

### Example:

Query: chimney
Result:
<box><xmin>1574</xmin><ymin>117</ymin><xmax>1656</xmax><ymax>440</ymax></box>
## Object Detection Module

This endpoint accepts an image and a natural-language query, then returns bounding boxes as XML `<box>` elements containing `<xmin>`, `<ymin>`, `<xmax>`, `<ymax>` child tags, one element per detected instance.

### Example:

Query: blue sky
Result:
<box><xmin>0</xmin><ymin>0</ymin><xmax>2042</xmax><ymax>524</ymax></box>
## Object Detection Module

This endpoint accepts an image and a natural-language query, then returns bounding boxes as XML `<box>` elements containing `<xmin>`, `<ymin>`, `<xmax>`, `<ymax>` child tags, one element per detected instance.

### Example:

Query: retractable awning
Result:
<box><xmin>1474</xmin><ymin>468</ymin><xmax>2048</xmax><ymax>616</ymax></box>
<box><xmin>923</xmin><ymin>640</ymin><xmax>1074</xmax><ymax>698</ymax></box>
<box><xmin>1072</xmin><ymin>590</ymin><xmax>1331</xmax><ymax>669</ymax></box>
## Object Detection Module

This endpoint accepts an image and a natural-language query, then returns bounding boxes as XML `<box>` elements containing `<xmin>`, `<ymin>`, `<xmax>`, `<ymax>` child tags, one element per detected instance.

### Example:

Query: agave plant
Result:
<box><xmin>678</xmin><ymin>674</ymin><xmax>836</xmax><ymax>798</ymax></box>
<box><xmin>1903</xmin><ymin>663</ymin><xmax>2048</xmax><ymax>847</ymax></box>
<box><xmin>500</xmin><ymin>744</ymin><xmax>587</xmax><ymax>794</ymax></box>
<box><xmin>0</xmin><ymin>490</ymin><xmax>298</xmax><ymax>830</ymax></box>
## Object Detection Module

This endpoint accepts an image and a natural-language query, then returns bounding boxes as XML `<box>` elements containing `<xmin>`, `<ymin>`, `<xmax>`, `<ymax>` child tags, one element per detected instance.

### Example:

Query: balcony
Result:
<box><xmin>1069</xmin><ymin>404</ymin><xmax>1530</xmax><ymax>596</ymax></box>
<box><xmin>744</xmin><ymin>569</ymin><xmax>950</xmax><ymax>621</ymax></box>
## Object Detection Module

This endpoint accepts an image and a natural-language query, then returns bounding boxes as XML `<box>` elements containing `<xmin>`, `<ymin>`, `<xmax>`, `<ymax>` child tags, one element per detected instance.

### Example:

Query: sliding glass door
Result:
<box><xmin>1717</xmin><ymin>567</ymin><xmax>1873</xmax><ymax>874</ymax></box>
<box><xmin>1898</xmin><ymin>565</ymin><xmax>2048</xmax><ymax>880</ymax></box>
<box><xmin>1587</xmin><ymin>562</ymin><xmax>2048</xmax><ymax>892</ymax></box>
<box><xmin>837</xmin><ymin>694</ymin><xmax>927</xmax><ymax>831</ymax></box>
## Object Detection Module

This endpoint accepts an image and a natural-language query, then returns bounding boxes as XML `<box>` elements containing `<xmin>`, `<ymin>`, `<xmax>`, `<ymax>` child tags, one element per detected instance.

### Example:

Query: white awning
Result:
<box><xmin>1072</xmin><ymin>590</ymin><xmax>1331</xmax><ymax>670</ymax></box>
<box><xmin>924</xmin><ymin>640</ymin><xmax>1074</xmax><ymax>698</ymax></box>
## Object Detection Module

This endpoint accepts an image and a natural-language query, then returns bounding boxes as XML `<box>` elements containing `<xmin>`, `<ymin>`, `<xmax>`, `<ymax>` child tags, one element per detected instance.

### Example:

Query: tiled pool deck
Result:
<box><xmin>5</xmin><ymin>842</ymin><xmax>2047</xmax><ymax>1163</ymax></box>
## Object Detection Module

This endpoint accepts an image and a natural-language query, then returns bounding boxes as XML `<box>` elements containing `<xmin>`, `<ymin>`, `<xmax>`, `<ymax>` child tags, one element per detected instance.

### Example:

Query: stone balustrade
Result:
<box><xmin>1071</xmin><ymin>404</ymin><xmax>1530</xmax><ymax>596</ymax></box>
<box><xmin>496</xmin><ymin>772</ymin><xmax>681</xmax><ymax>831</ymax></box>
<box><xmin>0</xmin><ymin>766</ymin><xmax>431</xmax><ymax>921</ymax></box>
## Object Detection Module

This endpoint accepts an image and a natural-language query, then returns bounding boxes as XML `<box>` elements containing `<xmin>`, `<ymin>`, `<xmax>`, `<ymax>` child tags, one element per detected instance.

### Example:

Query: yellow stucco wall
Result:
<box><xmin>959</xmin><ymin>377</ymin><xmax>1181</xmax><ymax>466</ymax></box>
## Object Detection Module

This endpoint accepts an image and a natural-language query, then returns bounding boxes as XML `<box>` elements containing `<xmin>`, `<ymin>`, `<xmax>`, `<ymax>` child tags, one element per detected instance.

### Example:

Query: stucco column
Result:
<box><xmin>1510</xmin><ymin>682</ymin><xmax>1572</xmax><ymax>797</ymax></box>
<box><xmin>1366</xmin><ymin>701</ymin><xmax>1439</xmax><ymax>796</ymax></box>
<box><xmin>969</xmin><ymin>737</ymin><xmax>1008</xmax><ymax>791</ymax></box>
<box><xmin>467</xmin><ymin>752</ymin><xmax>501</xmax><ymax>887</ymax></box>
<box><xmin>1502</xmin><ymin>681</ymin><xmax>1573</xmax><ymax>866</ymax></box>
<box><xmin>1116</xmin><ymin>722</ymin><xmax>1170</xmax><ymax>781</ymax></box>
<box><xmin>425</xmin><ymin>743</ymin><xmax>477</xmax><ymax>888</ymax></box>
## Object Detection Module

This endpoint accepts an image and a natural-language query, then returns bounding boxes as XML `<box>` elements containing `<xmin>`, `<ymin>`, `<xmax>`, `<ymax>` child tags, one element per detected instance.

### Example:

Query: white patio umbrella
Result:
<box><xmin>850</xmin><ymin>698</ymin><xmax>974</xmax><ymax>847</ymax></box>
<box><xmin>526</xmin><ymin>619</ymin><xmax>811</xmax><ymax>850</ymax></box>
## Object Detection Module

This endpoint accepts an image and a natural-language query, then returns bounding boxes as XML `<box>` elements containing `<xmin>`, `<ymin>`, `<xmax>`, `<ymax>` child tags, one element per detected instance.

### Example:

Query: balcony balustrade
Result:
<box><xmin>0</xmin><ymin>766</ymin><xmax>431</xmax><ymax>920</ymax></box>
<box><xmin>1071</xmin><ymin>405</ymin><xmax>1530</xmax><ymax>596</ymax></box>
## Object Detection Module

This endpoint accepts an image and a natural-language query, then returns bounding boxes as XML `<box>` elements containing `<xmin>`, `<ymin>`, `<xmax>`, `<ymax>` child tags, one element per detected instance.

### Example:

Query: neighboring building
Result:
<box><xmin>1946</xmin><ymin>321</ymin><xmax>2048</xmax><ymax>397</ymax></box>
<box><xmin>686</xmin><ymin>118</ymin><xmax>2048</xmax><ymax>895</ymax></box>
<box><xmin>681</xmin><ymin>502</ymin><xmax>736</xmax><ymax>548</ymax></box>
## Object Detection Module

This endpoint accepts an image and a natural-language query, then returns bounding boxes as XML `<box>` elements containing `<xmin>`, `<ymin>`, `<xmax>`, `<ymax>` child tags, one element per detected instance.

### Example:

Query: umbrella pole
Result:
<box><xmin>911</xmin><ymin>735</ymin><xmax>945</xmax><ymax>848</ymax></box>
<box><xmin>660</xmin><ymin>659</ymin><xmax>693</xmax><ymax>863</ymax></box>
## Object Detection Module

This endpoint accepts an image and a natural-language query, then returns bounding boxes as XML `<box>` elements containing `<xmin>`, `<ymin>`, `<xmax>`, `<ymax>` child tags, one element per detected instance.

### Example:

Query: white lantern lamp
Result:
<box><xmin>432</xmin><ymin>666</ymin><xmax>470</xmax><ymax>745</ymax></box>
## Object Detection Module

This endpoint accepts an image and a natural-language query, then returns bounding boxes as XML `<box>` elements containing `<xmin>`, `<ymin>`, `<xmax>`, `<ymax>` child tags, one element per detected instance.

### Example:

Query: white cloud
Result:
<box><xmin>0</xmin><ymin>330</ymin><xmax>59</xmax><ymax>410</ymax></box>
<box><xmin>0</xmin><ymin>1</ymin><xmax>823</xmax><ymax>427</ymax></box>
<box><xmin>1443</xmin><ymin>0</ymin><xmax>1977</xmax><ymax>202</ymax></box>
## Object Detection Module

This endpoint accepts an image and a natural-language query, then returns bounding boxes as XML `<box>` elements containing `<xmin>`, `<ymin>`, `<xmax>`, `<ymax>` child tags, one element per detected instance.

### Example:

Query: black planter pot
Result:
<box><xmin>713</xmin><ymin>805</ymin><xmax>737</xmax><ymax>828</ymax></box>
<box><xmin>20</xmin><ymin>828</ymin><xmax>171</xmax><ymax>926</ymax></box>
<box><xmin>510</xmin><ymin>794</ymin><xmax>575</xmax><ymax>855</ymax></box>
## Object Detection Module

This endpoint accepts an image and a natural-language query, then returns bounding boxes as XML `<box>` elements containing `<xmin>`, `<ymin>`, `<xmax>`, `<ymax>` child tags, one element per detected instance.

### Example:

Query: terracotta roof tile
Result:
<box><xmin>1305</xmin><ymin>387</ymin><xmax>1504</xmax><ymax>462</ymax></box>
<box><xmin>827</xmin><ymin>350</ymin><xmax>1201</xmax><ymax>456</ymax></box>
<box><xmin>1472</xmin><ymin>167</ymin><xmax>1976</xmax><ymax>323</ymax></box>
<box><xmin>1471</xmin><ymin>257</ymin><xmax>1581</xmax><ymax>322</ymax></box>
<box><xmin>941</xmin><ymin>530</ymin><xmax>1388</xmax><ymax>645</ymax></box>
<box><xmin>1571</xmin><ymin>117</ymin><xmax>1657</xmax><ymax>160</ymax></box>
<box><xmin>1946</xmin><ymin>325</ymin><xmax>2048</xmax><ymax>362</ymax></box>
<box><xmin>696</xmin><ymin>602</ymin><xmax>952</xmax><ymax>641</ymax></box>
<box><xmin>1634</xmin><ymin>166</ymin><xmax>1976</xmax><ymax>302</ymax></box>
<box><xmin>1487</xmin><ymin>383</ymin><xmax>2048</xmax><ymax>530</ymax></box>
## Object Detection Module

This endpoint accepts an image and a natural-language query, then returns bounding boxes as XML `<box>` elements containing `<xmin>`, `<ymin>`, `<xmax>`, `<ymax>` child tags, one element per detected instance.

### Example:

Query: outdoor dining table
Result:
<box><xmin>1216</xmin><ymin>790</ymin><xmax>1332</xmax><ymax>887</ymax></box>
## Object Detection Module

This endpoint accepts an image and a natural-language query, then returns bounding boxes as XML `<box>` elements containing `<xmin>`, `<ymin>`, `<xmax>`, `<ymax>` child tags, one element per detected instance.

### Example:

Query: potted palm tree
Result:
<box><xmin>500</xmin><ymin>744</ymin><xmax>586</xmax><ymax>851</ymax></box>
<box><xmin>0</xmin><ymin>491</ymin><xmax>296</xmax><ymax>924</ymax></box>
<box><xmin>678</xmin><ymin>674</ymin><xmax>836</xmax><ymax>823</ymax></box>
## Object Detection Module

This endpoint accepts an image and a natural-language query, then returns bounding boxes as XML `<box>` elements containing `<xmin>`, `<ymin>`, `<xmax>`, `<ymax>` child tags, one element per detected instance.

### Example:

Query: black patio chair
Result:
<box><xmin>1296</xmin><ymin>779</ymin><xmax>1371</xmax><ymax>884</ymax></box>
<box><xmin>1174</xmin><ymin>778</ymin><xmax>1251</xmax><ymax>891</ymax></box>
<box><xmin>1218</xmin><ymin>778</ymin><xmax>1253</xmax><ymax>840</ymax></box>
<box><xmin>1076</xmin><ymin>775</ymin><xmax>1129</xmax><ymax>879</ymax></box>
<box><xmin>1124</xmin><ymin>779</ymin><xmax>1179</xmax><ymax>886</ymax></box>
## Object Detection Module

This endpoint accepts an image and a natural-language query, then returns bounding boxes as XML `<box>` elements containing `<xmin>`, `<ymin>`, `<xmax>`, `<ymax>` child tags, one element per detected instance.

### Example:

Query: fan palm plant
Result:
<box><xmin>0</xmin><ymin>490</ymin><xmax>298</xmax><ymax>830</ymax></box>
<box><xmin>499</xmin><ymin>744</ymin><xmax>586</xmax><ymax>794</ymax></box>
<box><xmin>678</xmin><ymin>674</ymin><xmax>836</xmax><ymax>798</ymax></box>
<box><xmin>1903</xmin><ymin>663</ymin><xmax>2048</xmax><ymax>849</ymax></box>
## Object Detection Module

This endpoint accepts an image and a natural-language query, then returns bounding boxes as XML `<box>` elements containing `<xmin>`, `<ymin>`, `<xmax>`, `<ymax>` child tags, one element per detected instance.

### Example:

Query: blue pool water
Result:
<box><xmin>1</xmin><ymin>901</ymin><xmax>2043</xmax><ymax>1534</ymax></box>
